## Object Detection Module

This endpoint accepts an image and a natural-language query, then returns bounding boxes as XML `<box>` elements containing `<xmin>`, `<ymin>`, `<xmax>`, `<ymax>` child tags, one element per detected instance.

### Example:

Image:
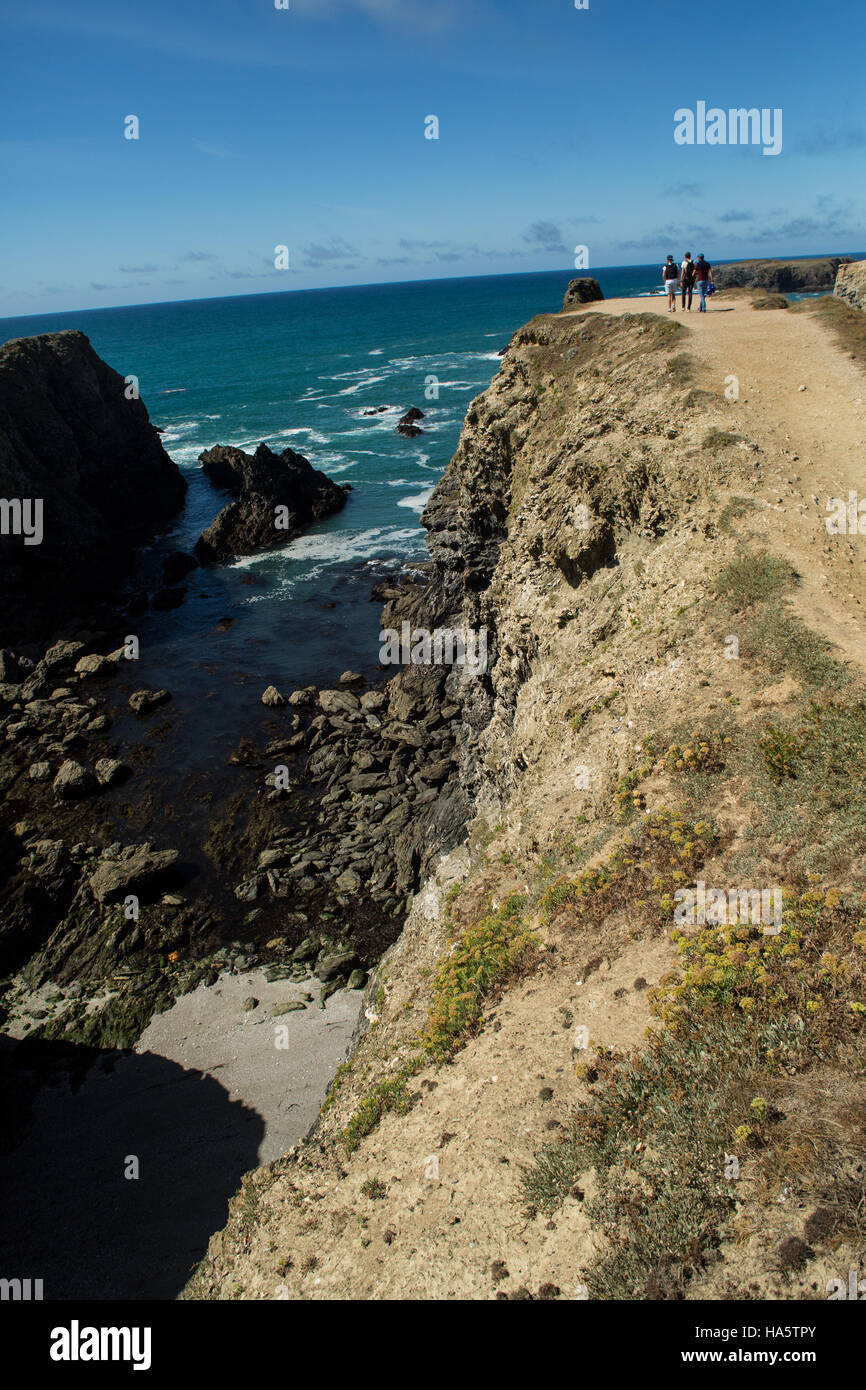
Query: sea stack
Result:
<box><xmin>194</xmin><ymin>442</ymin><xmax>348</xmax><ymax>563</ymax></box>
<box><xmin>0</xmin><ymin>330</ymin><xmax>186</xmax><ymax>643</ymax></box>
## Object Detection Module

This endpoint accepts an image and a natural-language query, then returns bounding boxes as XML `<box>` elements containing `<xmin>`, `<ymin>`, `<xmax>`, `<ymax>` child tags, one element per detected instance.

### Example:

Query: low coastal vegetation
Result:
<box><xmin>520</xmin><ymin>547</ymin><xmax>866</xmax><ymax>1298</ymax></box>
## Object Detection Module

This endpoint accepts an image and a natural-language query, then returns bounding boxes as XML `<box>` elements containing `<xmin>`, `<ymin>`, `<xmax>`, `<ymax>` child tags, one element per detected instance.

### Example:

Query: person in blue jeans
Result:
<box><xmin>694</xmin><ymin>254</ymin><xmax>714</xmax><ymax>311</ymax></box>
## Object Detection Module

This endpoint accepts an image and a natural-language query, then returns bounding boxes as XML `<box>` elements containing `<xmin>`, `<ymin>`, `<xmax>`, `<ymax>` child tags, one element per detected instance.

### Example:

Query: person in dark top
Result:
<box><xmin>694</xmin><ymin>254</ymin><xmax>714</xmax><ymax>312</ymax></box>
<box><xmin>680</xmin><ymin>252</ymin><xmax>696</xmax><ymax>310</ymax></box>
<box><xmin>662</xmin><ymin>254</ymin><xmax>679</xmax><ymax>312</ymax></box>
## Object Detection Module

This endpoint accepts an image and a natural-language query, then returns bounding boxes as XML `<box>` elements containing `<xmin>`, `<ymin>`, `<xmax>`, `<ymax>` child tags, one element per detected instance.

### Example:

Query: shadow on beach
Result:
<box><xmin>0</xmin><ymin>1033</ymin><xmax>263</xmax><ymax>1300</ymax></box>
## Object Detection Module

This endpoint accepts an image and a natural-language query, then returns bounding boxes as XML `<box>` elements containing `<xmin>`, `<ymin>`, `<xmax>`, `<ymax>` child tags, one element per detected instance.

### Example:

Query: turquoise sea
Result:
<box><xmin>0</xmin><ymin>265</ymin><xmax>733</xmax><ymax>816</ymax></box>
<box><xmin>0</xmin><ymin>267</ymin><xmax>670</xmax><ymax>688</ymax></box>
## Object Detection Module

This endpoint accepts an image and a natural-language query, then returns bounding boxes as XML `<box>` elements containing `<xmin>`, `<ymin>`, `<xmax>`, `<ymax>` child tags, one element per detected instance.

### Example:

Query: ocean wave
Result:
<box><xmin>336</xmin><ymin>376</ymin><xmax>390</xmax><ymax>396</ymax></box>
<box><xmin>274</xmin><ymin>426</ymin><xmax>330</xmax><ymax>444</ymax></box>
<box><xmin>234</xmin><ymin>523</ymin><xmax>424</xmax><ymax>591</ymax></box>
<box><xmin>397</xmin><ymin>488</ymin><xmax>435</xmax><ymax>512</ymax></box>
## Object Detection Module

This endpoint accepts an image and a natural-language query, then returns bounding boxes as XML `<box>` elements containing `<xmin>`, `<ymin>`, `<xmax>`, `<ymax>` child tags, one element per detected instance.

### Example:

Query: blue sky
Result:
<box><xmin>0</xmin><ymin>0</ymin><xmax>863</xmax><ymax>314</ymax></box>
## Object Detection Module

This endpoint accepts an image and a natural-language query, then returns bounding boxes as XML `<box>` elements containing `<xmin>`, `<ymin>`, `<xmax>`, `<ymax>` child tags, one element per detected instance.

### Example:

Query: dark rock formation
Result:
<box><xmin>0</xmin><ymin>330</ymin><xmax>186</xmax><ymax>644</ymax></box>
<box><xmin>713</xmin><ymin>257</ymin><xmax>851</xmax><ymax>293</ymax></box>
<box><xmin>834</xmin><ymin>259</ymin><xmax>866</xmax><ymax>311</ymax></box>
<box><xmin>194</xmin><ymin>443</ymin><xmax>347</xmax><ymax>564</ymax></box>
<box><xmin>562</xmin><ymin>277</ymin><xmax>604</xmax><ymax>310</ymax></box>
<box><xmin>162</xmin><ymin>551</ymin><xmax>198</xmax><ymax>584</ymax></box>
<box><xmin>399</xmin><ymin>407</ymin><xmax>425</xmax><ymax>425</ymax></box>
<box><xmin>397</xmin><ymin>423</ymin><xmax>424</xmax><ymax>438</ymax></box>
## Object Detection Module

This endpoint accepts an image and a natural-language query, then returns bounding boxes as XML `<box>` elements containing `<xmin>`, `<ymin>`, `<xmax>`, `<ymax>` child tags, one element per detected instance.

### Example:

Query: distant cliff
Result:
<box><xmin>713</xmin><ymin>256</ymin><xmax>850</xmax><ymax>292</ymax></box>
<box><xmin>834</xmin><ymin>258</ymin><xmax>866</xmax><ymax>311</ymax></box>
<box><xmin>0</xmin><ymin>331</ymin><xmax>186</xmax><ymax>643</ymax></box>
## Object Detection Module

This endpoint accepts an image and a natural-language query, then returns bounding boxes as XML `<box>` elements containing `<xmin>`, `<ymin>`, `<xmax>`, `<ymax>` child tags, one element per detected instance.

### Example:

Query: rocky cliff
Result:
<box><xmin>189</xmin><ymin>291</ymin><xmax>866</xmax><ymax>1303</ymax></box>
<box><xmin>713</xmin><ymin>255</ymin><xmax>849</xmax><ymax>292</ymax></box>
<box><xmin>0</xmin><ymin>331</ymin><xmax>186</xmax><ymax>644</ymax></box>
<box><xmin>834</xmin><ymin>257</ymin><xmax>866</xmax><ymax>311</ymax></box>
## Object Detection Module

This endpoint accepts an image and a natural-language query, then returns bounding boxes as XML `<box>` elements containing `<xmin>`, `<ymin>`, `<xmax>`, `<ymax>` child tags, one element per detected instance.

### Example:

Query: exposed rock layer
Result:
<box><xmin>834</xmin><ymin>258</ymin><xmax>866</xmax><ymax>311</ymax></box>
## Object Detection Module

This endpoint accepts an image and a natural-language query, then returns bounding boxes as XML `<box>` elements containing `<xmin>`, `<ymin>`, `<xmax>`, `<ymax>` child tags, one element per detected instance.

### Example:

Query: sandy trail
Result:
<box><xmin>573</xmin><ymin>293</ymin><xmax>866</xmax><ymax>674</ymax></box>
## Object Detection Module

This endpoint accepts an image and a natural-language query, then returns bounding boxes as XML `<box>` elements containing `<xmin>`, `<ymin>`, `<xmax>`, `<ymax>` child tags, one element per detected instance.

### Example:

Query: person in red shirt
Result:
<box><xmin>694</xmin><ymin>254</ymin><xmax>714</xmax><ymax>312</ymax></box>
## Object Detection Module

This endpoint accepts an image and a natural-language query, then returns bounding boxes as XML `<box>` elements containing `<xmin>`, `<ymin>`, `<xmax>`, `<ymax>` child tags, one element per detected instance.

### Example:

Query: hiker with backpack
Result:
<box><xmin>680</xmin><ymin>252</ymin><xmax>696</xmax><ymax>311</ymax></box>
<box><xmin>663</xmin><ymin>254</ymin><xmax>679</xmax><ymax>311</ymax></box>
<box><xmin>694</xmin><ymin>254</ymin><xmax>714</xmax><ymax>312</ymax></box>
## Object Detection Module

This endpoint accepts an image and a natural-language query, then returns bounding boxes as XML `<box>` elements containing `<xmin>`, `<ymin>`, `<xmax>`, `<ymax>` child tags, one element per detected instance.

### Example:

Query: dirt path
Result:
<box><xmin>574</xmin><ymin>294</ymin><xmax>866</xmax><ymax>674</ymax></box>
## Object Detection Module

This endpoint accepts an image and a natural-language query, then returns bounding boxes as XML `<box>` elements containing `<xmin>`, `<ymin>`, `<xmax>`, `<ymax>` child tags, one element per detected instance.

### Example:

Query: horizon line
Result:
<box><xmin>2</xmin><ymin>249</ymin><xmax>861</xmax><ymax>326</ymax></box>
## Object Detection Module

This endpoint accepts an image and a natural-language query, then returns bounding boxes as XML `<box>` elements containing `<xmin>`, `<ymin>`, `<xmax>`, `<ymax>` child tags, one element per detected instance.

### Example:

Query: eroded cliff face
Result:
<box><xmin>834</xmin><ymin>258</ymin><xmax>866</xmax><ymax>312</ymax></box>
<box><xmin>189</xmin><ymin>298</ymin><xmax>866</xmax><ymax>1303</ymax></box>
<box><xmin>416</xmin><ymin>308</ymin><xmax>742</xmax><ymax>834</ymax></box>
<box><xmin>0</xmin><ymin>330</ymin><xmax>186</xmax><ymax>643</ymax></box>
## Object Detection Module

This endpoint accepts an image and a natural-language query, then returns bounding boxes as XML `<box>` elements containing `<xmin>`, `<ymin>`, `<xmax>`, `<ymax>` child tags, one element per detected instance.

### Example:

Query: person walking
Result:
<box><xmin>663</xmin><ymin>254</ymin><xmax>679</xmax><ymax>311</ymax></box>
<box><xmin>694</xmin><ymin>253</ymin><xmax>714</xmax><ymax>312</ymax></box>
<box><xmin>680</xmin><ymin>252</ymin><xmax>696</xmax><ymax>311</ymax></box>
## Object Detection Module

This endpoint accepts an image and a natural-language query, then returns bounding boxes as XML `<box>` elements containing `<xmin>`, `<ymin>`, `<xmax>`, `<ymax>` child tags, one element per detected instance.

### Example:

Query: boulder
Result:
<box><xmin>288</xmin><ymin>686</ymin><xmax>317</xmax><ymax>706</ymax></box>
<box><xmin>95</xmin><ymin>757</ymin><xmax>130</xmax><ymax>786</ymax></box>
<box><xmin>360</xmin><ymin>690</ymin><xmax>387</xmax><ymax>712</ymax></box>
<box><xmin>44</xmin><ymin>640</ymin><xmax>86</xmax><ymax>669</ymax></box>
<box><xmin>74</xmin><ymin>653</ymin><xmax>113</xmax><ymax>678</ymax></box>
<box><xmin>399</xmin><ymin>406</ymin><xmax>425</xmax><ymax>424</ymax></box>
<box><xmin>53</xmin><ymin>759</ymin><xmax>98</xmax><ymax>800</ymax></box>
<box><xmin>194</xmin><ymin>442</ymin><xmax>347</xmax><ymax>564</ymax></box>
<box><xmin>397</xmin><ymin>423</ymin><xmax>424</xmax><ymax>438</ymax></box>
<box><xmin>262</xmin><ymin>685</ymin><xmax>286</xmax><ymax>708</ymax></box>
<box><xmin>315</xmin><ymin>949</ymin><xmax>360</xmax><ymax>982</ymax></box>
<box><xmin>562</xmin><ymin>277</ymin><xmax>604</xmax><ymax>309</ymax></box>
<box><xmin>319</xmin><ymin>689</ymin><xmax>360</xmax><ymax>715</ymax></box>
<box><xmin>0</xmin><ymin>649</ymin><xmax>20</xmax><ymax>682</ymax></box>
<box><xmin>88</xmin><ymin>843</ymin><xmax>180</xmax><ymax>905</ymax></box>
<box><xmin>129</xmin><ymin>688</ymin><xmax>171</xmax><ymax>715</ymax></box>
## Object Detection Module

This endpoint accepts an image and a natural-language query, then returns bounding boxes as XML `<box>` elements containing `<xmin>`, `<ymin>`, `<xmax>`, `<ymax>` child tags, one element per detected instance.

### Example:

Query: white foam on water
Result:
<box><xmin>397</xmin><ymin>488</ymin><xmax>435</xmax><ymax>512</ymax></box>
<box><xmin>157</xmin><ymin>387</ymin><xmax>187</xmax><ymax>394</ymax></box>
<box><xmin>236</xmin><ymin>524</ymin><xmax>424</xmax><ymax>593</ymax></box>
<box><xmin>368</xmin><ymin>348</ymin><xmax>385</xmax><ymax>355</ymax></box>
<box><xmin>274</xmin><ymin>426</ymin><xmax>330</xmax><ymax>444</ymax></box>
<box><xmin>336</xmin><ymin>376</ymin><xmax>390</xmax><ymax>396</ymax></box>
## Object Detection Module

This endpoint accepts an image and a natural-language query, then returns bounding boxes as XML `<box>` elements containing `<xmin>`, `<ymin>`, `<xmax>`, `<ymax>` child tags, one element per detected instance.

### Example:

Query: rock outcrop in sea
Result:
<box><xmin>0</xmin><ymin>331</ymin><xmax>186</xmax><ymax>643</ymax></box>
<box><xmin>194</xmin><ymin>442</ymin><xmax>348</xmax><ymax>563</ymax></box>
